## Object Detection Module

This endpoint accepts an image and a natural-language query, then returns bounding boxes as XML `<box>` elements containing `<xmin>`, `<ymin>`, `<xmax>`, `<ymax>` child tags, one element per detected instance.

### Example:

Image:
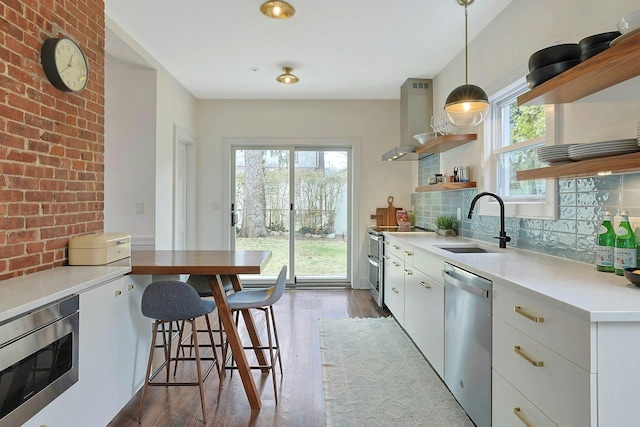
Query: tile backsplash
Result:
<box><xmin>412</xmin><ymin>154</ymin><xmax>640</xmax><ymax>264</ymax></box>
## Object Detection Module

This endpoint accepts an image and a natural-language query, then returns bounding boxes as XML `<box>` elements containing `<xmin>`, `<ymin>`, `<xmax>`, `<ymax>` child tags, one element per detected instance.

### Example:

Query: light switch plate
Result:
<box><xmin>136</xmin><ymin>202</ymin><xmax>144</xmax><ymax>215</ymax></box>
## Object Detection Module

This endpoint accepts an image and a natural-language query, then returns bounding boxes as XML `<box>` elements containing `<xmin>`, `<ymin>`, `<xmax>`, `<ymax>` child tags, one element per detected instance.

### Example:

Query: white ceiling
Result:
<box><xmin>105</xmin><ymin>0</ymin><xmax>512</xmax><ymax>100</ymax></box>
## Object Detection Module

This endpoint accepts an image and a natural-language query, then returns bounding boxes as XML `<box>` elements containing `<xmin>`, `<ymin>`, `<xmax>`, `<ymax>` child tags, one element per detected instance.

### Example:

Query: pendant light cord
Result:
<box><xmin>464</xmin><ymin>1</ymin><xmax>468</xmax><ymax>85</ymax></box>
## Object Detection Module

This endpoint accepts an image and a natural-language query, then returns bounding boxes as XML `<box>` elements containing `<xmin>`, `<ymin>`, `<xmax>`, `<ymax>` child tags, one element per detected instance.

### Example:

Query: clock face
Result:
<box><xmin>41</xmin><ymin>37</ymin><xmax>89</xmax><ymax>92</ymax></box>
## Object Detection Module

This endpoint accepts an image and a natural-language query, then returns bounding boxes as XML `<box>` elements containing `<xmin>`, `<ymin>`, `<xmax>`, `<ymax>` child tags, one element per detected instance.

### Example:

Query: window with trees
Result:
<box><xmin>481</xmin><ymin>79</ymin><xmax>558</xmax><ymax>219</ymax></box>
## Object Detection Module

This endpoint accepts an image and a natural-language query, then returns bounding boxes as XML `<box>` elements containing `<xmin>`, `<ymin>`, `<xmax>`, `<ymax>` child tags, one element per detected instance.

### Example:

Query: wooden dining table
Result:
<box><xmin>130</xmin><ymin>249</ymin><xmax>272</xmax><ymax>410</ymax></box>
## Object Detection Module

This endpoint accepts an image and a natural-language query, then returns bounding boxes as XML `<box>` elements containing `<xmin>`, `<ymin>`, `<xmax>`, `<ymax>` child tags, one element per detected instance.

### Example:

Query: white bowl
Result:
<box><xmin>413</xmin><ymin>132</ymin><xmax>435</xmax><ymax>145</ymax></box>
<box><xmin>618</xmin><ymin>9</ymin><xmax>640</xmax><ymax>34</ymax></box>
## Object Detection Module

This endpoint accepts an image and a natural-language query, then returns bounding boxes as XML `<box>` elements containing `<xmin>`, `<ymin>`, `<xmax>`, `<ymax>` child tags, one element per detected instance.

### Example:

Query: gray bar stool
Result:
<box><xmin>180</xmin><ymin>275</ymin><xmax>234</xmax><ymax>356</ymax></box>
<box><xmin>222</xmin><ymin>266</ymin><xmax>287</xmax><ymax>404</ymax></box>
<box><xmin>139</xmin><ymin>280</ymin><xmax>221</xmax><ymax>423</ymax></box>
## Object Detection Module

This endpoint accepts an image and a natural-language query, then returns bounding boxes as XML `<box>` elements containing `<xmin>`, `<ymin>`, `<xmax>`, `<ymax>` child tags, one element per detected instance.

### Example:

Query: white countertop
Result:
<box><xmin>385</xmin><ymin>232</ymin><xmax>640</xmax><ymax>322</ymax></box>
<box><xmin>0</xmin><ymin>265</ymin><xmax>131</xmax><ymax>323</ymax></box>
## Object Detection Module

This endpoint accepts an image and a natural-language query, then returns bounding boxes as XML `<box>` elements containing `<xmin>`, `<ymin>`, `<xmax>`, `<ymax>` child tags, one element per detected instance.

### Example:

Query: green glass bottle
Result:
<box><xmin>596</xmin><ymin>210</ymin><xmax>615</xmax><ymax>272</ymax></box>
<box><xmin>614</xmin><ymin>211</ymin><xmax>637</xmax><ymax>276</ymax></box>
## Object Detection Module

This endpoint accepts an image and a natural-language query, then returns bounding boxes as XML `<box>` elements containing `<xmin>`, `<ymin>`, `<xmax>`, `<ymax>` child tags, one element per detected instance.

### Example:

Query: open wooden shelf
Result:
<box><xmin>414</xmin><ymin>134</ymin><xmax>477</xmax><ymax>158</ymax></box>
<box><xmin>415</xmin><ymin>182</ymin><xmax>477</xmax><ymax>192</ymax></box>
<box><xmin>516</xmin><ymin>152</ymin><xmax>640</xmax><ymax>180</ymax></box>
<box><xmin>517</xmin><ymin>31</ymin><xmax>640</xmax><ymax>106</ymax></box>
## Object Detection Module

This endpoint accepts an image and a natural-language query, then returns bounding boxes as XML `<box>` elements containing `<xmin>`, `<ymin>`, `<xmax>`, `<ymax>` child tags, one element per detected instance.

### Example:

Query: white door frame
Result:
<box><xmin>173</xmin><ymin>125</ymin><xmax>196</xmax><ymax>249</ymax></box>
<box><xmin>223</xmin><ymin>137</ymin><xmax>360</xmax><ymax>285</ymax></box>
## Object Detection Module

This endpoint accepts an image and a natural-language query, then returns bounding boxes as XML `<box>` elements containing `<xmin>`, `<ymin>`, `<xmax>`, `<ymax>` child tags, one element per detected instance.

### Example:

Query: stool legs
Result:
<box><xmin>139</xmin><ymin>318</ymin><xmax>218</xmax><ymax>424</ymax></box>
<box><xmin>222</xmin><ymin>306</ymin><xmax>283</xmax><ymax>404</ymax></box>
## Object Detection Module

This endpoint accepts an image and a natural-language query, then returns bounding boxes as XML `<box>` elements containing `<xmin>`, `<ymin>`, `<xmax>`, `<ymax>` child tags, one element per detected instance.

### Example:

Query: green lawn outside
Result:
<box><xmin>236</xmin><ymin>235</ymin><xmax>347</xmax><ymax>277</ymax></box>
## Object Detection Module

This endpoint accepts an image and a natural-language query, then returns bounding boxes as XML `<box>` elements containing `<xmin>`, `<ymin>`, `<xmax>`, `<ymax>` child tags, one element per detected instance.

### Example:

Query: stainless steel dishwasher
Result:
<box><xmin>443</xmin><ymin>262</ymin><xmax>492</xmax><ymax>427</ymax></box>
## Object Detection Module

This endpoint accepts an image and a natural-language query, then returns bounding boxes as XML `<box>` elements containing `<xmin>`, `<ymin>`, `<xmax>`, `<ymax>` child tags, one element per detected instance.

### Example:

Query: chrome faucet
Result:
<box><xmin>467</xmin><ymin>192</ymin><xmax>511</xmax><ymax>248</ymax></box>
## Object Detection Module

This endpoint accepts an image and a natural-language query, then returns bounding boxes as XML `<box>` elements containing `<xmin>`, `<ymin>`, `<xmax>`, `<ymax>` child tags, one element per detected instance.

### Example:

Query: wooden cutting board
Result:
<box><xmin>371</xmin><ymin>196</ymin><xmax>402</xmax><ymax>226</ymax></box>
<box><xmin>384</xmin><ymin>196</ymin><xmax>401</xmax><ymax>226</ymax></box>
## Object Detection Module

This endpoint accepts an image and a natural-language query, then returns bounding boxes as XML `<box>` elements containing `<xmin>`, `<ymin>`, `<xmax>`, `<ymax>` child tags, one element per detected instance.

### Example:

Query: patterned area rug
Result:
<box><xmin>319</xmin><ymin>317</ymin><xmax>473</xmax><ymax>427</ymax></box>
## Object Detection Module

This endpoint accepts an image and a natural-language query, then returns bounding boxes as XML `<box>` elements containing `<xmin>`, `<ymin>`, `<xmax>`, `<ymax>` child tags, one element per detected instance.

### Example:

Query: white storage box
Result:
<box><xmin>68</xmin><ymin>232</ymin><xmax>131</xmax><ymax>265</ymax></box>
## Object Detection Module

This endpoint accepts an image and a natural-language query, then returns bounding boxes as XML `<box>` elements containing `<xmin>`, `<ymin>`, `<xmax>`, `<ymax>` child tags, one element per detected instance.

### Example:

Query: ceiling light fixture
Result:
<box><xmin>276</xmin><ymin>67</ymin><xmax>299</xmax><ymax>84</ymax></box>
<box><xmin>444</xmin><ymin>0</ymin><xmax>489</xmax><ymax>128</ymax></box>
<box><xmin>260</xmin><ymin>1</ymin><xmax>295</xmax><ymax>19</ymax></box>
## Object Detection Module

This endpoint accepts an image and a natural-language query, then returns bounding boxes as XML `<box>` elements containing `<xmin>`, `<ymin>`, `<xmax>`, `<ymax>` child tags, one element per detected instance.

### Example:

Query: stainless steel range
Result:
<box><xmin>367</xmin><ymin>228</ymin><xmax>385</xmax><ymax>307</ymax></box>
<box><xmin>367</xmin><ymin>226</ymin><xmax>433</xmax><ymax>307</ymax></box>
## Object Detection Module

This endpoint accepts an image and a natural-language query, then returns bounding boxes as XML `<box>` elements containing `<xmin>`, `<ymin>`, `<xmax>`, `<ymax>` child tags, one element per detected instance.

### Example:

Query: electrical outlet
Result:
<box><xmin>135</xmin><ymin>202</ymin><xmax>144</xmax><ymax>215</ymax></box>
<box><xmin>457</xmin><ymin>207</ymin><xmax>462</xmax><ymax>221</ymax></box>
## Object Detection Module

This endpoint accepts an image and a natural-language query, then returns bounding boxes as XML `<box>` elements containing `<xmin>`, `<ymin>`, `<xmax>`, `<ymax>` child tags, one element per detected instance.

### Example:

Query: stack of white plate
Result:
<box><xmin>567</xmin><ymin>139</ymin><xmax>639</xmax><ymax>161</ymax></box>
<box><xmin>537</xmin><ymin>144</ymin><xmax>576</xmax><ymax>164</ymax></box>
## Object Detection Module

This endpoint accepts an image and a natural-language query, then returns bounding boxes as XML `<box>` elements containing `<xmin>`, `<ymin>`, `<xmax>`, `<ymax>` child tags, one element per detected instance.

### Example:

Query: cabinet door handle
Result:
<box><xmin>393</xmin><ymin>262</ymin><xmax>401</xmax><ymax>267</ymax></box>
<box><xmin>419</xmin><ymin>281</ymin><xmax>431</xmax><ymax>289</ymax></box>
<box><xmin>127</xmin><ymin>284</ymin><xmax>134</xmax><ymax>290</ymax></box>
<box><xmin>514</xmin><ymin>306</ymin><xmax>544</xmax><ymax>323</ymax></box>
<box><xmin>513</xmin><ymin>346</ymin><xmax>544</xmax><ymax>367</ymax></box>
<box><xmin>513</xmin><ymin>407</ymin><xmax>534</xmax><ymax>427</ymax></box>
<box><xmin>115</xmin><ymin>290</ymin><xmax>122</xmax><ymax>296</ymax></box>
<box><xmin>382</xmin><ymin>241</ymin><xmax>389</xmax><ymax>245</ymax></box>
<box><xmin>383</xmin><ymin>255</ymin><xmax>390</xmax><ymax>260</ymax></box>
<box><xmin>393</xmin><ymin>245</ymin><xmax>400</xmax><ymax>250</ymax></box>
<box><xmin>403</xmin><ymin>250</ymin><xmax>413</xmax><ymax>256</ymax></box>
<box><xmin>404</xmin><ymin>269</ymin><xmax>413</xmax><ymax>276</ymax></box>
<box><xmin>391</xmin><ymin>287</ymin><xmax>400</xmax><ymax>294</ymax></box>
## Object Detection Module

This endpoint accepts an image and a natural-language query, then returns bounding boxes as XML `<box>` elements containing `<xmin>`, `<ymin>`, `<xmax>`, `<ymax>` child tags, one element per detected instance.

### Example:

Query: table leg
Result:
<box><xmin>228</xmin><ymin>276</ymin><xmax>270</xmax><ymax>373</ymax></box>
<box><xmin>207</xmin><ymin>275</ymin><xmax>262</xmax><ymax>409</ymax></box>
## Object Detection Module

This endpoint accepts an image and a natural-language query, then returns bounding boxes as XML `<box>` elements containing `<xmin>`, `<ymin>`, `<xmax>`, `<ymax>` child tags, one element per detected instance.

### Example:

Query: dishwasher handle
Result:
<box><xmin>444</xmin><ymin>270</ymin><xmax>490</xmax><ymax>298</ymax></box>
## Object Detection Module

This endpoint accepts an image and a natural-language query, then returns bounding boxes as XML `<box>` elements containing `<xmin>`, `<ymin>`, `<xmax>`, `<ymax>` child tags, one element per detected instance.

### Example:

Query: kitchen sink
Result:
<box><xmin>437</xmin><ymin>246</ymin><xmax>495</xmax><ymax>254</ymax></box>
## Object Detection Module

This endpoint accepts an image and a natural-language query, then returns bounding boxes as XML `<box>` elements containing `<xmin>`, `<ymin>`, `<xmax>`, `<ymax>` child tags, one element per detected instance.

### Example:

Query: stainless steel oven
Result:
<box><xmin>367</xmin><ymin>229</ymin><xmax>385</xmax><ymax>307</ymax></box>
<box><xmin>0</xmin><ymin>295</ymin><xmax>79</xmax><ymax>427</ymax></box>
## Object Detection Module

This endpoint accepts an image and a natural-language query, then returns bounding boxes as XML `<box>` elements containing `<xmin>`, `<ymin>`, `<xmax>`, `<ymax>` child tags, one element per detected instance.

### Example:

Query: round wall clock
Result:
<box><xmin>41</xmin><ymin>37</ymin><xmax>89</xmax><ymax>92</ymax></box>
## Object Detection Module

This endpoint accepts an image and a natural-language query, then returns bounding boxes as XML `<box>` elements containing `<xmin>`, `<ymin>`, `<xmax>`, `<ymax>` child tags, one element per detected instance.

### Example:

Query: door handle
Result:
<box><xmin>443</xmin><ymin>270</ymin><xmax>489</xmax><ymax>298</ymax></box>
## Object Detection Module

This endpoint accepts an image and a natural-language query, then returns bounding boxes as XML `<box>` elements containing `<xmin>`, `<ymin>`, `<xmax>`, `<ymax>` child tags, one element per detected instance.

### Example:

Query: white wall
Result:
<box><xmin>104</xmin><ymin>63</ymin><xmax>156</xmax><ymax>246</ymax></box>
<box><xmin>105</xmin><ymin>17</ymin><xmax>198</xmax><ymax>250</ymax></box>
<box><xmin>195</xmin><ymin>99</ymin><xmax>409</xmax><ymax>288</ymax></box>
<box><xmin>434</xmin><ymin>0</ymin><xmax>640</xmax><ymax>181</ymax></box>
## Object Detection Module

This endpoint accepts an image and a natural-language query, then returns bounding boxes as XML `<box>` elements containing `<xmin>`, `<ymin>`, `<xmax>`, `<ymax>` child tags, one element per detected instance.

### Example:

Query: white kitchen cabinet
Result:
<box><xmin>404</xmin><ymin>268</ymin><xmax>444</xmax><ymax>377</ymax></box>
<box><xmin>492</xmin><ymin>369</ymin><xmax>557</xmax><ymax>427</ymax></box>
<box><xmin>493</xmin><ymin>316</ymin><xmax>595</xmax><ymax>426</ymax></box>
<box><xmin>77</xmin><ymin>275</ymin><xmax>151</xmax><ymax>423</ymax></box>
<box><xmin>384</xmin><ymin>249</ymin><xmax>405</xmax><ymax>325</ymax></box>
<box><xmin>492</xmin><ymin>281</ymin><xmax>597</xmax><ymax>426</ymax></box>
<box><xmin>24</xmin><ymin>275</ymin><xmax>151</xmax><ymax>427</ymax></box>
<box><xmin>384</xmin><ymin>235</ymin><xmax>445</xmax><ymax>376</ymax></box>
<box><xmin>25</xmin><ymin>276</ymin><xmax>151</xmax><ymax>427</ymax></box>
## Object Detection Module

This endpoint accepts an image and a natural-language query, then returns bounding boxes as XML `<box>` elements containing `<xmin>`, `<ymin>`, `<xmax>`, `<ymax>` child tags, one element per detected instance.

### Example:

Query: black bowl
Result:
<box><xmin>580</xmin><ymin>42</ymin><xmax>610</xmax><ymax>61</ymax></box>
<box><xmin>526</xmin><ymin>59</ymin><xmax>581</xmax><ymax>88</ymax></box>
<box><xmin>579</xmin><ymin>31</ymin><xmax>621</xmax><ymax>49</ymax></box>
<box><xmin>624</xmin><ymin>268</ymin><xmax>640</xmax><ymax>287</ymax></box>
<box><xmin>528</xmin><ymin>44</ymin><xmax>580</xmax><ymax>72</ymax></box>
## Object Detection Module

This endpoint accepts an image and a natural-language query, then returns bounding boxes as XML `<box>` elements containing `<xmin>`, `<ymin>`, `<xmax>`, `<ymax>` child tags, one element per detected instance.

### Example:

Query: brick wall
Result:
<box><xmin>0</xmin><ymin>0</ymin><xmax>105</xmax><ymax>279</ymax></box>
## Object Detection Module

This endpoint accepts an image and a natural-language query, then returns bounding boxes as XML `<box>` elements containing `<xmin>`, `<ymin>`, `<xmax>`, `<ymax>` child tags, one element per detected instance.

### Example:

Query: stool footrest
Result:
<box><xmin>149</xmin><ymin>356</ymin><xmax>217</xmax><ymax>384</ymax></box>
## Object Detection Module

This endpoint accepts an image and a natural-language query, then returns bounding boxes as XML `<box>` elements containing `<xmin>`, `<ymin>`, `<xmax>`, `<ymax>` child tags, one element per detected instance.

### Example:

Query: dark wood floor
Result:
<box><xmin>108</xmin><ymin>289</ymin><xmax>388</xmax><ymax>427</ymax></box>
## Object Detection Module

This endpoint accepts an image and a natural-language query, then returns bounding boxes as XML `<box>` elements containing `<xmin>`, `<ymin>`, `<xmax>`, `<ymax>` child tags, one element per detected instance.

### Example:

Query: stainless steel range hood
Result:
<box><xmin>382</xmin><ymin>78</ymin><xmax>433</xmax><ymax>161</ymax></box>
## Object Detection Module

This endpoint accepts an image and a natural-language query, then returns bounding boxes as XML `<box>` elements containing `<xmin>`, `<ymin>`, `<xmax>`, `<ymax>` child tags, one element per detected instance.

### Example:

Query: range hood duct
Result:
<box><xmin>382</xmin><ymin>78</ymin><xmax>433</xmax><ymax>161</ymax></box>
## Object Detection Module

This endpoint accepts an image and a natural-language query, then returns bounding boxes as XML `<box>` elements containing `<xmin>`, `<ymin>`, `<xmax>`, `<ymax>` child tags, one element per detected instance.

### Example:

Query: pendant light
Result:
<box><xmin>260</xmin><ymin>1</ymin><xmax>296</xmax><ymax>19</ymax></box>
<box><xmin>444</xmin><ymin>0</ymin><xmax>489</xmax><ymax>128</ymax></box>
<box><xmin>276</xmin><ymin>67</ymin><xmax>299</xmax><ymax>84</ymax></box>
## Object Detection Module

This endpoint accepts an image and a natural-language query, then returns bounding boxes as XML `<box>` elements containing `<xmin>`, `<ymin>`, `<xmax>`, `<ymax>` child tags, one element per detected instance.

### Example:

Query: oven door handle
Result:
<box><xmin>368</xmin><ymin>231</ymin><xmax>383</xmax><ymax>241</ymax></box>
<box><xmin>368</xmin><ymin>255</ymin><xmax>380</xmax><ymax>268</ymax></box>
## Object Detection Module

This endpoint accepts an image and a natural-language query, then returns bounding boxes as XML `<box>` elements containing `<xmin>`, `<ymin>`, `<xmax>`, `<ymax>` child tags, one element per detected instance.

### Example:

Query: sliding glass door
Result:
<box><xmin>232</xmin><ymin>146</ymin><xmax>350</xmax><ymax>285</ymax></box>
